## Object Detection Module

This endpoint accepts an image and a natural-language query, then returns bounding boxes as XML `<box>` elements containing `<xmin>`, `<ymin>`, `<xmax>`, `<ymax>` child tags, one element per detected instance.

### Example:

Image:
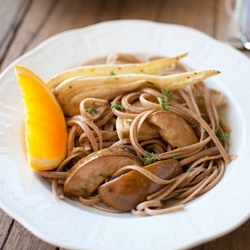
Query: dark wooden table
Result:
<box><xmin>1</xmin><ymin>0</ymin><xmax>250</xmax><ymax>249</ymax></box>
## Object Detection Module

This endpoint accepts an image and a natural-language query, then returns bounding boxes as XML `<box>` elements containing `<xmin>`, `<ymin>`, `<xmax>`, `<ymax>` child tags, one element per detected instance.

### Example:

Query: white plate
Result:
<box><xmin>0</xmin><ymin>20</ymin><xmax>250</xmax><ymax>250</ymax></box>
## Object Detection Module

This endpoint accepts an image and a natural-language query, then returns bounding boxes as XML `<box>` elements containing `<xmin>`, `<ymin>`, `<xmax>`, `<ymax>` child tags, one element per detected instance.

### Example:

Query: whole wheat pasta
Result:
<box><xmin>39</xmin><ymin>53</ymin><xmax>235</xmax><ymax>216</ymax></box>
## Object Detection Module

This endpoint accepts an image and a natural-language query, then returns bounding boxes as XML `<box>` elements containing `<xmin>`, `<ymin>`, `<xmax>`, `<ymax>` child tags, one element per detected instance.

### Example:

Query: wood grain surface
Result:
<box><xmin>0</xmin><ymin>0</ymin><xmax>249</xmax><ymax>249</ymax></box>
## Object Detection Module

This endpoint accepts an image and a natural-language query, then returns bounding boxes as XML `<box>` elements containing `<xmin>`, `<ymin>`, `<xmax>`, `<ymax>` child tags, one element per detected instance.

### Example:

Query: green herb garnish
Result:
<box><xmin>157</xmin><ymin>89</ymin><xmax>172</xmax><ymax>111</ymax></box>
<box><xmin>157</xmin><ymin>96</ymin><xmax>170</xmax><ymax>111</ymax></box>
<box><xmin>111</xmin><ymin>102</ymin><xmax>123</xmax><ymax>111</ymax></box>
<box><xmin>216</xmin><ymin>131</ymin><xmax>229</xmax><ymax>141</ymax></box>
<box><xmin>143</xmin><ymin>152</ymin><xmax>159</xmax><ymax>165</ymax></box>
<box><xmin>85</xmin><ymin>103</ymin><xmax>98</xmax><ymax>115</ymax></box>
<box><xmin>161</xmin><ymin>89</ymin><xmax>173</xmax><ymax>98</ymax></box>
<box><xmin>110</xmin><ymin>70</ymin><xmax>116</xmax><ymax>76</ymax></box>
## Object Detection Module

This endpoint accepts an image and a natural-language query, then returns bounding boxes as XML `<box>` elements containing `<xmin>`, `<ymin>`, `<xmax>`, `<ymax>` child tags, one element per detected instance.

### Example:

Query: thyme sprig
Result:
<box><xmin>216</xmin><ymin>131</ymin><xmax>229</xmax><ymax>141</ymax></box>
<box><xmin>85</xmin><ymin>102</ymin><xmax>98</xmax><ymax>115</ymax></box>
<box><xmin>157</xmin><ymin>89</ymin><xmax>172</xmax><ymax>111</ymax></box>
<box><xmin>111</xmin><ymin>102</ymin><xmax>123</xmax><ymax>111</ymax></box>
<box><xmin>143</xmin><ymin>151</ymin><xmax>160</xmax><ymax>165</ymax></box>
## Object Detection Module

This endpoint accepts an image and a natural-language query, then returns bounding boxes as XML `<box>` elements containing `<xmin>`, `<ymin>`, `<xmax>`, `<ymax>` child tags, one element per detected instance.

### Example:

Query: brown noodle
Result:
<box><xmin>39</xmin><ymin>53</ymin><xmax>234</xmax><ymax>216</ymax></box>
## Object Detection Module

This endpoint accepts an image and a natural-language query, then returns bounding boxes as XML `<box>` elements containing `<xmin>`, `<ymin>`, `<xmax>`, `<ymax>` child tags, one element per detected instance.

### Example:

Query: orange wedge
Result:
<box><xmin>14</xmin><ymin>65</ymin><xmax>67</xmax><ymax>171</ymax></box>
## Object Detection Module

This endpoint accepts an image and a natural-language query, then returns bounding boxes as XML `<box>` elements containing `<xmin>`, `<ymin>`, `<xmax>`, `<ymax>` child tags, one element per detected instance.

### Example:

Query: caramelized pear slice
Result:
<box><xmin>98</xmin><ymin>159</ymin><xmax>182</xmax><ymax>211</ymax></box>
<box><xmin>64</xmin><ymin>148</ymin><xmax>142</xmax><ymax>198</ymax></box>
<box><xmin>147</xmin><ymin>111</ymin><xmax>198</xmax><ymax>148</ymax></box>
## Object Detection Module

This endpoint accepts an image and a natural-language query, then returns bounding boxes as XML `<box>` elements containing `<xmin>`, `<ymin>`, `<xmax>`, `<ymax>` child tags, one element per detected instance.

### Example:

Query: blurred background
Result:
<box><xmin>1</xmin><ymin>0</ymin><xmax>249</xmax><ymax>73</ymax></box>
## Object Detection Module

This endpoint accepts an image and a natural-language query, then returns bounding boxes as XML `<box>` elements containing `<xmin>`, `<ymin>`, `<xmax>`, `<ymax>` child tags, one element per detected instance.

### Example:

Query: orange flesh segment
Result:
<box><xmin>14</xmin><ymin>65</ymin><xmax>67</xmax><ymax>170</ymax></box>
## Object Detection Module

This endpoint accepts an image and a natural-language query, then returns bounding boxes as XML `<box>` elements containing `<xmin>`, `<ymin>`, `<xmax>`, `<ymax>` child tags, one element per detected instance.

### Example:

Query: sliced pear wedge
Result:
<box><xmin>63</xmin><ymin>148</ymin><xmax>142</xmax><ymax>198</ymax></box>
<box><xmin>147</xmin><ymin>111</ymin><xmax>198</xmax><ymax>148</ymax></box>
<box><xmin>98</xmin><ymin>159</ymin><xmax>183</xmax><ymax>211</ymax></box>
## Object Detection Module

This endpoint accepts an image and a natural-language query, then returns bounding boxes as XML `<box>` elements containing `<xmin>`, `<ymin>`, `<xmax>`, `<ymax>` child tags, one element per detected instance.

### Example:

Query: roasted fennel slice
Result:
<box><xmin>54</xmin><ymin>70</ymin><xmax>220</xmax><ymax>116</ymax></box>
<box><xmin>47</xmin><ymin>53</ymin><xmax>188</xmax><ymax>89</ymax></box>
